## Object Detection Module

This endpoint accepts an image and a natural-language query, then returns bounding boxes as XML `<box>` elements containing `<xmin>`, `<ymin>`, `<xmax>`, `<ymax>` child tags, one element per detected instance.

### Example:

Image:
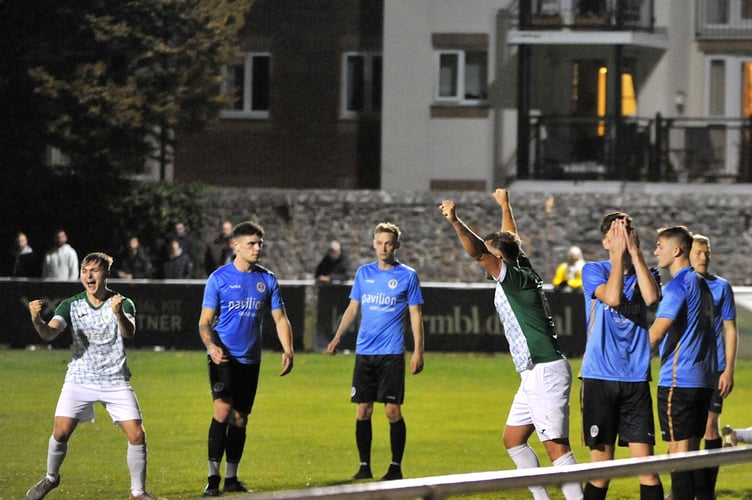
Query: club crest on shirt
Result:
<box><xmin>256</xmin><ymin>282</ymin><xmax>266</xmax><ymax>293</ymax></box>
<box><xmin>388</xmin><ymin>279</ymin><xmax>398</xmax><ymax>289</ymax></box>
<box><xmin>590</xmin><ymin>425</ymin><xmax>600</xmax><ymax>438</ymax></box>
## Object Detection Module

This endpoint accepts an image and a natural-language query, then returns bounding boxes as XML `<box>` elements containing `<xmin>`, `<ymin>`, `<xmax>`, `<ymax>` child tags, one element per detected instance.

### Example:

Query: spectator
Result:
<box><xmin>115</xmin><ymin>236</ymin><xmax>155</xmax><ymax>279</ymax></box>
<box><xmin>170</xmin><ymin>221</ymin><xmax>198</xmax><ymax>269</ymax></box>
<box><xmin>552</xmin><ymin>246</ymin><xmax>585</xmax><ymax>292</ymax></box>
<box><xmin>42</xmin><ymin>229</ymin><xmax>79</xmax><ymax>280</ymax></box>
<box><xmin>160</xmin><ymin>238</ymin><xmax>193</xmax><ymax>279</ymax></box>
<box><xmin>204</xmin><ymin>220</ymin><xmax>235</xmax><ymax>275</ymax></box>
<box><xmin>314</xmin><ymin>240</ymin><xmax>350</xmax><ymax>284</ymax></box>
<box><xmin>5</xmin><ymin>231</ymin><xmax>40</xmax><ymax>277</ymax></box>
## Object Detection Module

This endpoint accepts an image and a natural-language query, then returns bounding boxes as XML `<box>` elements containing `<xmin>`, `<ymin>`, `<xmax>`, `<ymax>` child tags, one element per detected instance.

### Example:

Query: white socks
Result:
<box><xmin>127</xmin><ymin>443</ymin><xmax>147</xmax><ymax>496</ymax></box>
<box><xmin>508</xmin><ymin>444</ymin><xmax>549</xmax><ymax>500</ymax></box>
<box><xmin>46</xmin><ymin>436</ymin><xmax>67</xmax><ymax>479</ymax></box>
<box><xmin>553</xmin><ymin>451</ymin><xmax>583</xmax><ymax>500</ymax></box>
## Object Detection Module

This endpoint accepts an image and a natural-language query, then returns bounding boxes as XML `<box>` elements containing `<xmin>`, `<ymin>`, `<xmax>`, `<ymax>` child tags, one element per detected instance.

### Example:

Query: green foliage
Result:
<box><xmin>1</xmin><ymin>0</ymin><xmax>254</xmax><ymax>177</ymax></box>
<box><xmin>3</xmin><ymin>350</ymin><xmax>752</xmax><ymax>499</ymax></box>
<box><xmin>110</xmin><ymin>181</ymin><xmax>210</xmax><ymax>255</ymax></box>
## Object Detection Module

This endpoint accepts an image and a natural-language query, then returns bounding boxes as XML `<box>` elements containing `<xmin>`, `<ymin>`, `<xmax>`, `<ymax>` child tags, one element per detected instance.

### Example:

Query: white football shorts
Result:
<box><xmin>55</xmin><ymin>382</ymin><xmax>143</xmax><ymax>423</ymax></box>
<box><xmin>506</xmin><ymin>358</ymin><xmax>572</xmax><ymax>442</ymax></box>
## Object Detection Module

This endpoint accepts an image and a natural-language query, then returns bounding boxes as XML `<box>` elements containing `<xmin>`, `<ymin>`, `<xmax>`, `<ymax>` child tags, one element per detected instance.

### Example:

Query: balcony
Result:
<box><xmin>527</xmin><ymin>114</ymin><xmax>752</xmax><ymax>182</ymax></box>
<box><xmin>519</xmin><ymin>0</ymin><xmax>655</xmax><ymax>32</ymax></box>
<box><xmin>696</xmin><ymin>0</ymin><xmax>752</xmax><ymax>39</ymax></box>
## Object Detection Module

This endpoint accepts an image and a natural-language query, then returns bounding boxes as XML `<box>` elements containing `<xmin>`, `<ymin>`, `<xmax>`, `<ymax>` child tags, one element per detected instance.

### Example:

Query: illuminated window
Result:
<box><xmin>744</xmin><ymin>61</ymin><xmax>752</xmax><ymax>117</ymax></box>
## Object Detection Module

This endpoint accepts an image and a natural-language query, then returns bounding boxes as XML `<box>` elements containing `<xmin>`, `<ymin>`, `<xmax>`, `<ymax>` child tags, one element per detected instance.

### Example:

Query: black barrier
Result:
<box><xmin>315</xmin><ymin>283</ymin><xmax>587</xmax><ymax>356</ymax></box>
<box><xmin>1</xmin><ymin>279</ymin><xmax>586</xmax><ymax>356</ymax></box>
<box><xmin>0</xmin><ymin>279</ymin><xmax>306</xmax><ymax>351</ymax></box>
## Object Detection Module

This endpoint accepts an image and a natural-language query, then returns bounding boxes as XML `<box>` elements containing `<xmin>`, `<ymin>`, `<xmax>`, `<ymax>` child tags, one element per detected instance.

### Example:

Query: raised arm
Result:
<box><xmin>28</xmin><ymin>299</ymin><xmax>65</xmax><ymax>341</ymax></box>
<box><xmin>439</xmin><ymin>200</ymin><xmax>502</xmax><ymax>278</ymax></box>
<box><xmin>492</xmin><ymin>188</ymin><xmax>517</xmax><ymax>235</ymax></box>
<box><xmin>626</xmin><ymin>225</ymin><xmax>660</xmax><ymax>306</ymax></box>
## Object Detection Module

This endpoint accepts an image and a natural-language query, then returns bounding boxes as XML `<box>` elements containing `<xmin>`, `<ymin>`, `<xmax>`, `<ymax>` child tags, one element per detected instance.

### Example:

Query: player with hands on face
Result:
<box><xmin>579</xmin><ymin>212</ymin><xmax>663</xmax><ymax>500</ymax></box>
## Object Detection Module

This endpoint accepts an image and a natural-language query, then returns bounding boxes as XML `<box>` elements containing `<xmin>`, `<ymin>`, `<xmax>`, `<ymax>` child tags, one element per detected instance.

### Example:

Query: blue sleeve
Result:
<box><xmin>269</xmin><ymin>275</ymin><xmax>284</xmax><ymax>311</ymax></box>
<box><xmin>407</xmin><ymin>270</ymin><xmax>423</xmax><ymax>306</ymax></box>
<box><xmin>201</xmin><ymin>274</ymin><xmax>220</xmax><ymax>310</ymax></box>
<box><xmin>349</xmin><ymin>267</ymin><xmax>363</xmax><ymax>301</ymax></box>
<box><xmin>720</xmin><ymin>282</ymin><xmax>736</xmax><ymax>321</ymax></box>
<box><xmin>656</xmin><ymin>280</ymin><xmax>685</xmax><ymax>320</ymax></box>
<box><xmin>582</xmin><ymin>261</ymin><xmax>607</xmax><ymax>298</ymax></box>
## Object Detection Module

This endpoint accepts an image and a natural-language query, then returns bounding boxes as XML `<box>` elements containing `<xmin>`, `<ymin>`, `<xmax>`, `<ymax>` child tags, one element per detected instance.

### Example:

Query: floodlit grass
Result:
<box><xmin>3</xmin><ymin>349</ymin><xmax>752</xmax><ymax>499</ymax></box>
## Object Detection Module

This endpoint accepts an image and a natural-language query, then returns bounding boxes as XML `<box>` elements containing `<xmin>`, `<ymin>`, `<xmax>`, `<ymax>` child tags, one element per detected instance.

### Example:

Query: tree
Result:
<box><xmin>0</xmin><ymin>0</ymin><xmax>252</xmax><ymax>256</ymax></box>
<box><xmin>22</xmin><ymin>0</ymin><xmax>253</xmax><ymax>178</ymax></box>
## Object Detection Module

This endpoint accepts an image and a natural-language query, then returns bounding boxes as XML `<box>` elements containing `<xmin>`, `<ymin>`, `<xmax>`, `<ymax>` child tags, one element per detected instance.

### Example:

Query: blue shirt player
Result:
<box><xmin>649</xmin><ymin>225</ymin><xmax>716</xmax><ymax>500</ymax></box>
<box><xmin>328</xmin><ymin>222</ymin><xmax>425</xmax><ymax>482</ymax></box>
<box><xmin>690</xmin><ymin>233</ymin><xmax>738</xmax><ymax>499</ymax></box>
<box><xmin>198</xmin><ymin>221</ymin><xmax>294</xmax><ymax>496</ymax></box>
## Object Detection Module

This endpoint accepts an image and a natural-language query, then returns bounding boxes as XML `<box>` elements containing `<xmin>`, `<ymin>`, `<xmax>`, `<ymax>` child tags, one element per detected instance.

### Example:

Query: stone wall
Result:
<box><xmin>197</xmin><ymin>183</ymin><xmax>752</xmax><ymax>286</ymax></box>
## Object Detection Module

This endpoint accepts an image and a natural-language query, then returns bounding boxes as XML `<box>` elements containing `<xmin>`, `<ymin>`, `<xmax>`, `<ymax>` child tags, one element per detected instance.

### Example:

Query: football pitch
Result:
<box><xmin>3</xmin><ymin>349</ymin><xmax>752</xmax><ymax>500</ymax></box>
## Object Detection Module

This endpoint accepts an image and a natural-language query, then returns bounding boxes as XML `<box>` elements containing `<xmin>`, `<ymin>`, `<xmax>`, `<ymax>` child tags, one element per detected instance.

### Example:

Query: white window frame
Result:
<box><xmin>220</xmin><ymin>52</ymin><xmax>271</xmax><ymax>120</ymax></box>
<box><xmin>703</xmin><ymin>0</ymin><xmax>752</xmax><ymax>28</ymax></box>
<box><xmin>340</xmin><ymin>51</ymin><xmax>382</xmax><ymax>119</ymax></box>
<box><xmin>434</xmin><ymin>49</ymin><xmax>488</xmax><ymax>105</ymax></box>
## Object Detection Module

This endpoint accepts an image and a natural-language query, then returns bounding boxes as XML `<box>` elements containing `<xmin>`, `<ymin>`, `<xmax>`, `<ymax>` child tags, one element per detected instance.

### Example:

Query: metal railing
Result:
<box><xmin>696</xmin><ymin>0</ymin><xmax>752</xmax><ymax>39</ymax></box>
<box><xmin>528</xmin><ymin>114</ymin><xmax>752</xmax><ymax>183</ymax></box>
<box><xmin>519</xmin><ymin>0</ymin><xmax>655</xmax><ymax>32</ymax></box>
<box><xmin>240</xmin><ymin>447</ymin><xmax>752</xmax><ymax>500</ymax></box>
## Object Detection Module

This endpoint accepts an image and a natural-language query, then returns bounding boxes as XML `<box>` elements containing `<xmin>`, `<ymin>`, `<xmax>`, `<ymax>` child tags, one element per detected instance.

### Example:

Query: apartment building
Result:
<box><xmin>174</xmin><ymin>0</ymin><xmax>752</xmax><ymax>189</ymax></box>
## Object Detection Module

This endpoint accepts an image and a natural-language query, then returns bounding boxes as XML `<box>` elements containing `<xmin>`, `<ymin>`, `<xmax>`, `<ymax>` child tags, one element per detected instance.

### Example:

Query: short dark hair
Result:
<box><xmin>233</xmin><ymin>221</ymin><xmax>265</xmax><ymax>238</ymax></box>
<box><xmin>657</xmin><ymin>225</ymin><xmax>693</xmax><ymax>257</ymax></box>
<box><xmin>599</xmin><ymin>211</ymin><xmax>633</xmax><ymax>236</ymax></box>
<box><xmin>484</xmin><ymin>231</ymin><xmax>522</xmax><ymax>262</ymax></box>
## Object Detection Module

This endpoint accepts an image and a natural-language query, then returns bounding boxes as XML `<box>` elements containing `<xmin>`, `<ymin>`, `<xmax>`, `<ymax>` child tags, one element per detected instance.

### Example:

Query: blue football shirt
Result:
<box><xmin>655</xmin><ymin>266</ymin><xmax>717</xmax><ymax>388</ymax></box>
<box><xmin>580</xmin><ymin>260</ymin><xmax>660</xmax><ymax>382</ymax></box>
<box><xmin>704</xmin><ymin>273</ymin><xmax>736</xmax><ymax>372</ymax></box>
<box><xmin>349</xmin><ymin>261</ymin><xmax>423</xmax><ymax>355</ymax></box>
<box><xmin>202</xmin><ymin>262</ymin><xmax>284</xmax><ymax>364</ymax></box>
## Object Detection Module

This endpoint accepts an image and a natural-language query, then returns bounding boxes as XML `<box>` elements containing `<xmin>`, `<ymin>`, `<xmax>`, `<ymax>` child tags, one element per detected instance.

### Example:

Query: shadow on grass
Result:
<box><xmin>716</xmin><ymin>488</ymin><xmax>752</xmax><ymax>499</ymax></box>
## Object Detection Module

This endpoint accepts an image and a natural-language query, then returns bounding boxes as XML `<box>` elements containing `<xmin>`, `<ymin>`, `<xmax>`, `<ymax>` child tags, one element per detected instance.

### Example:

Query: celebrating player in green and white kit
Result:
<box><xmin>26</xmin><ymin>252</ymin><xmax>165</xmax><ymax>500</ymax></box>
<box><xmin>440</xmin><ymin>189</ymin><xmax>582</xmax><ymax>500</ymax></box>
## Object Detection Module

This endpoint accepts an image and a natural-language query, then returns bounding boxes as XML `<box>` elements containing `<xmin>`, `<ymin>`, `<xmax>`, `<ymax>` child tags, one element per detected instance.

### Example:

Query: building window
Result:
<box><xmin>709</xmin><ymin>59</ymin><xmax>726</xmax><ymax>116</ymax></box>
<box><xmin>435</xmin><ymin>49</ymin><xmax>488</xmax><ymax>104</ymax></box>
<box><xmin>341</xmin><ymin>52</ymin><xmax>382</xmax><ymax>118</ymax></box>
<box><xmin>220</xmin><ymin>53</ymin><xmax>271</xmax><ymax>119</ymax></box>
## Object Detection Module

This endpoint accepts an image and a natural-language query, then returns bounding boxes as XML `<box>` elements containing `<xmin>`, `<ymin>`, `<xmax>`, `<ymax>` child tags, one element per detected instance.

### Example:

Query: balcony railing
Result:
<box><xmin>519</xmin><ymin>0</ymin><xmax>655</xmax><ymax>32</ymax></box>
<box><xmin>696</xmin><ymin>0</ymin><xmax>752</xmax><ymax>39</ymax></box>
<box><xmin>528</xmin><ymin>114</ymin><xmax>752</xmax><ymax>182</ymax></box>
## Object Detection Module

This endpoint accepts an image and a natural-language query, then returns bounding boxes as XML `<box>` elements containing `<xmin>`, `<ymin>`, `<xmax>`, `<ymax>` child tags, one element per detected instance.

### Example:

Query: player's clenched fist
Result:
<box><xmin>439</xmin><ymin>200</ymin><xmax>457</xmax><ymax>222</ymax></box>
<box><xmin>28</xmin><ymin>299</ymin><xmax>43</xmax><ymax>319</ymax></box>
<box><xmin>111</xmin><ymin>294</ymin><xmax>124</xmax><ymax>314</ymax></box>
<box><xmin>492</xmin><ymin>188</ymin><xmax>509</xmax><ymax>206</ymax></box>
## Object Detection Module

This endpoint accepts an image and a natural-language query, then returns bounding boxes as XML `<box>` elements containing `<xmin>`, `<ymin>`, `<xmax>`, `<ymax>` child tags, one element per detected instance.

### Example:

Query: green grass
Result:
<box><xmin>3</xmin><ymin>350</ymin><xmax>752</xmax><ymax>499</ymax></box>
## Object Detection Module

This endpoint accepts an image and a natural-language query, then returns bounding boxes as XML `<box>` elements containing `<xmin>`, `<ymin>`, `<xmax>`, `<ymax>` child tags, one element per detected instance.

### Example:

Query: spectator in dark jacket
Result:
<box><xmin>115</xmin><ymin>236</ymin><xmax>154</xmax><ymax>279</ymax></box>
<box><xmin>315</xmin><ymin>240</ymin><xmax>350</xmax><ymax>284</ymax></box>
<box><xmin>161</xmin><ymin>238</ymin><xmax>193</xmax><ymax>279</ymax></box>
